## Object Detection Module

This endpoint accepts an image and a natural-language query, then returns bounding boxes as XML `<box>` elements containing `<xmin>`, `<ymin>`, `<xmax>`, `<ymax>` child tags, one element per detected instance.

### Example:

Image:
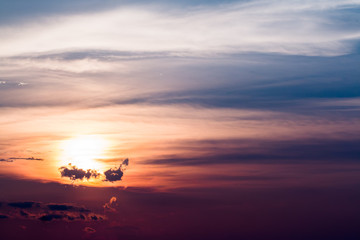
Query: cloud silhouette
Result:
<box><xmin>0</xmin><ymin>159</ymin><xmax>13</xmax><ymax>162</ymax></box>
<box><xmin>59</xmin><ymin>159</ymin><xmax>129</xmax><ymax>182</ymax></box>
<box><xmin>104</xmin><ymin>159</ymin><xmax>129</xmax><ymax>182</ymax></box>
<box><xmin>59</xmin><ymin>164</ymin><xmax>100</xmax><ymax>181</ymax></box>
<box><xmin>8</xmin><ymin>202</ymin><xmax>36</xmax><ymax>209</ymax></box>
<box><xmin>47</xmin><ymin>204</ymin><xmax>75</xmax><ymax>211</ymax></box>
<box><xmin>0</xmin><ymin>201</ymin><xmax>105</xmax><ymax>222</ymax></box>
<box><xmin>9</xmin><ymin>157</ymin><xmax>43</xmax><ymax>161</ymax></box>
<box><xmin>0</xmin><ymin>157</ymin><xmax>43</xmax><ymax>163</ymax></box>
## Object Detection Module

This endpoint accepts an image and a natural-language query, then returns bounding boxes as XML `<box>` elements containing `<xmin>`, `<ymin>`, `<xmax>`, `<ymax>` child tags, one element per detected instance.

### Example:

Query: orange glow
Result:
<box><xmin>58</xmin><ymin>135</ymin><xmax>109</xmax><ymax>171</ymax></box>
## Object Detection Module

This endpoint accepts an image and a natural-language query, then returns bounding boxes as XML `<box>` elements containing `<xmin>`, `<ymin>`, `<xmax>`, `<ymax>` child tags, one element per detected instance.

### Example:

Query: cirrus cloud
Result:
<box><xmin>0</xmin><ymin>0</ymin><xmax>359</xmax><ymax>57</ymax></box>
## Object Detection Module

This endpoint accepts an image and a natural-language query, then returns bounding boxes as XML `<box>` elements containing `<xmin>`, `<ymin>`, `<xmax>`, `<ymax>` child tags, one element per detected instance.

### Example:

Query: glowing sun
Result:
<box><xmin>59</xmin><ymin>135</ymin><xmax>108</xmax><ymax>170</ymax></box>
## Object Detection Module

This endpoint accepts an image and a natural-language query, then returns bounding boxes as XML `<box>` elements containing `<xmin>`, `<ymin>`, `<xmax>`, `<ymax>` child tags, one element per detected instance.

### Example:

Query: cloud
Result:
<box><xmin>47</xmin><ymin>204</ymin><xmax>75</xmax><ymax>211</ymax></box>
<box><xmin>143</xmin><ymin>138</ymin><xmax>360</xmax><ymax>166</ymax></box>
<box><xmin>84</xmin><ymin>227</ymin><xmax>96</xmax><ymax>234</ymax></box>
<box><xmin>59</xmin><ymin>159</ymin><xmax>129</xmax><ymax>183</ymax></box>
<box><xmin>8</xmin><ymin>202</ymin><xmax>36</xmax><ymax>209</ymax></box>
<box><xmin>122</xmin><ymin>158</ymin><xmax>129</xmax><ymax>167</ymax></box>
<box><xmin>103</xmin><ymin>197</ymin><xmax>117</xmax><ymax>212</ymax></box>
<box><xmin>104</xmin><ymin>159</ymin><xmax>129</xmax><ymax>182</ymax></box>
<box><xmin>0</xmin><ymin>157</ymin><xmax>44</xmax><ymax>163</ymax></box>
<box><xmin>0</xmin><ymin>201</ymin><xmax>105</xmax><ymax>222</ymax></box>
<box><xmin>9</xmin><ymin>157</ymin><xmax>43</xmax><ymax>161</ymax></box>
<box><xmin>59</xmin><ymin>164</ymin><xmax>100</xmax><ymax>181</ymax></box>
<box><xmin>0</xmin><ymin>159</ymin><xmax>13</xmax><ymax>162</ymax></box>
<box><xmin>0</xmin><ymin>0</ymin><xmax>359</xmax><ymax>57</ymax></box>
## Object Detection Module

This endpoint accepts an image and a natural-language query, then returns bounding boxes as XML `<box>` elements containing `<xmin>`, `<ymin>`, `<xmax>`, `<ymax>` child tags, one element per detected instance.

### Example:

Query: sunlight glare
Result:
<box><xmin>59</xmin><ymin>135</ymin><xmax>108</xmax><ymax>170</ymax></box>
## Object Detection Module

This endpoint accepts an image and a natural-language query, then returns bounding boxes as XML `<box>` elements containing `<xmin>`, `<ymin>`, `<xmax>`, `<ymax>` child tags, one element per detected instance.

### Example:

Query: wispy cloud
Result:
<box><xmin>9</xmin><ymin>157</ymin><xmax>43</xmax><ymax>161</ymax></box>
<box><xmin>0</xmin><ymin>157</ymin><xmax>44</xmax><ymax>163</ymax></box>
<box><xmin>143</xmin><ymin>137</ymin><xmax>360</xmax><ymax>166</ymax></box>
<box><xmin>0</xmin><ymin>0</ymin><xmax>359</xmax><ymax>57</ymax></box>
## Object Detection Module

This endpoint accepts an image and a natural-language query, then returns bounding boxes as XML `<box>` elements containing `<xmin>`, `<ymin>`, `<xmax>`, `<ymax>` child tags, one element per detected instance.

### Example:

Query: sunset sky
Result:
<box><xmin>1</xmin><ymin>1</ymin><xmax>360</xmax><ymax>239</ymax></box>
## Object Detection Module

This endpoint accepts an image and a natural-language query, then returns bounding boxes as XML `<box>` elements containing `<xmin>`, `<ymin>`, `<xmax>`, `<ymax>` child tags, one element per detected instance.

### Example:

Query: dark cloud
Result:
<box><xmin>19</xmin><ymin>210</ymin><xmax>28</xmax><ymax>217</ymax></box>
<box><xmin>143</xmin><ymin>138</ymin><xmax>360</xmax><ymax>166</ymax></box>
<box><xmin>38</xmin><ymin>214</ymin><xmax>64</xmax><ymax>222</ymax></box>
<box><xmin>104</xmin><ymin>167</ymin><xmax>124</xmax><ymax>182</ymax></box>
<box><xmin>122</xmin><ymin>158</ymin><xmax>129</xmax><ymax>167</ymax></box>
<box><xmin>0</xmin><ymin>215</ymin><xmax>9</xmax><ymax>219</ymax></box>
<box><xmin>0</xmin><ymin>157</ymin><xmax>43</xmax><ymax>163</ymax></box>
<box><xmin>59</xmin><ymin>164</ymin><xmax>100</xmax><ymax>181</ymax></box>
<box><xmin>9</xmin><ymin>157</ymin><xmax>43</xmax><ymax>161</ymax></box>
<box><xmin>104</xmin><ymin>159</ymin><xmax>129</xmax><ymax>182</ymax></box>
<box><xmin>8</xmin><ymin>202</ymin><xmax>36</xmax><ymax>209</ymax></box>
<box><xmin>38</xmin><ymin>212</ymin><xmax>103</xmax><ymax>222</ymax></box>
<box><xmin>59</xmin><ymin>159</ymin><xmax>129</xmax><ymax>182</ymax></box>
<box><xmin>0</xmin><ymin>159</ymin><xmax>13</xmax><ymax>162</ymax></box>
<box><xmin>47</xmin><ymin>204</ymin><xmax>74</xmax><ymax>211</ymax></box>
<box><xmin>0</xmin><ymin>201</ymin><xmax>105</xmax><ymax>222</ymax></box>
<box><xmin>84</xmin><ymin>227</ymin><xmax>96</xmax><ymax>234</ymax></box>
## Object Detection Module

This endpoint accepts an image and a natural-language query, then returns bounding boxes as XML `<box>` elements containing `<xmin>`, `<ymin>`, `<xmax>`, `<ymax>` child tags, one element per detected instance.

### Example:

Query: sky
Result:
<box><xmin>1</xmin><ymin>0</ymin><xmax>360</xmax><ymax>239</ymax></box>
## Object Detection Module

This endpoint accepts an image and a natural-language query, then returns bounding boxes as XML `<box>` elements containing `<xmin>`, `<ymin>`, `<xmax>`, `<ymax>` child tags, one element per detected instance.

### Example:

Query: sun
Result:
<box><xmin>59</xmin><ymin>135</ymin><xmax>108</xmax><ymax>170</ymax></box>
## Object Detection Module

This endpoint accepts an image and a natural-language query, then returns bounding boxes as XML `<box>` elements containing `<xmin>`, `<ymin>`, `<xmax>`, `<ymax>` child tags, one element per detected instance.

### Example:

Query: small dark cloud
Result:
<box><xmin>0</xmin><ymin>159</ymin><xmax>13</xmax><ymax>162</ymax></box>
<box><xmin>38</xmin><ymin>214</ymin><xmax>64</xmax><ymax>222</ymax></box>
<box><xmin>19</xmin><ymin>210</ymin><xmax>29</xmax><ymax>217</ymax></box>
<box><xmin>84</xmin><ymin>227</ymin><xmax>96</xmax><ymax>234</ymax></box>
<box><xmin>0</xmin><ymin>157</ymin><xmax>43</xmax><ymax>163</ymax></box>
<box><xmin>104</xmin><ymin>159</ymin><xmax>129</xmax><ymax>182</ymax></box>
<box><xmin>122</xmin><ymin>158</ymin><xmax>129</xmax><ymax>167</ymax></box>
<box><xmin>47</xmin><ymin>204</ymin><xmax>74</xmax><ymax>211</ymax></box>
<box><xmin>38</xmin><ymin>213</ymin><xmax>103</xmax><ymax>222</ymax></box>
<box><xmin>0</xmin><ymin>215</ymin><xmax>9</xmax><ymax>219</ymax></box>
<box><xmin>8</xmin><ymin>202</ymin><xmax>35</xmax><ymax>209</ymax></box>
<box><xmin>9</xmin><ymin>157</ymin><xmax>43</xmax><ymax>161</ymax></box>
<box><xmin>59</xmin><ymin>164</ymin><xmax>100</xmax><ymax>181</ymax></box>
<box><xmin>104</xmin><ymin>167</ymin><xmax>123</xmax><ymax>182</ymax></box>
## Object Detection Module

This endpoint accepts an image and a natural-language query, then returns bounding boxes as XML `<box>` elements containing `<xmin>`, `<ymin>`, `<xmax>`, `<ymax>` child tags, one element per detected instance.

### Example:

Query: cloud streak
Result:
<box><xmin>9</xmin><ymin>157</ymin><xmax>43</xmax><ymax>161</ymax></box>
<box><xmin>143</xmin><ymin>138</ymin><xmax>360</xmax><ymax>166</ymax></box>
<box><xmin>0</xmin><ymin>157</ymin><xmax>44</xmax><ymax>163</ymax></box>
<box><xmin>0</xmin><ymin>201</ymin><xmax>105</xmax><ymax>222</ymax></box>
<box><xmin>0</xmin><ymin>0</ymin><xmax>359</xmax><ymax>57</ymax></box>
